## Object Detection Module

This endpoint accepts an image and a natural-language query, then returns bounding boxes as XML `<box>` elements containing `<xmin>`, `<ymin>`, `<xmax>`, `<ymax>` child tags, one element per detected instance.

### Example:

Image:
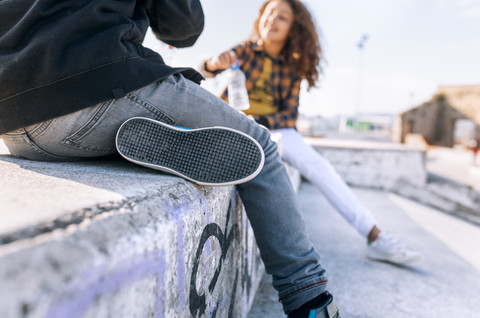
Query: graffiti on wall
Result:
<box><xmin>189</xmin><ymin>200</ymin><xmax>239</xmax><ymax>317</ymax></box>
<box><xmin>44</xmin><ymin>192</ymin><xmax>260</xmax><ymax>318</ymax></box>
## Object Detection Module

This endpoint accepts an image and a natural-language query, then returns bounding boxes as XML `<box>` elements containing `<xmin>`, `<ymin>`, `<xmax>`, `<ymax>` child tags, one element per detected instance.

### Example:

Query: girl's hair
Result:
<box><xmin>252</xmin><ymin>0</ymin><xmax>323</xmax><ymax>89</ymax></box>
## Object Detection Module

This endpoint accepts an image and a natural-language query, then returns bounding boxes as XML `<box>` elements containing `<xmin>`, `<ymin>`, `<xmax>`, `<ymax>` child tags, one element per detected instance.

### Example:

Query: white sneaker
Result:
<box><xmin>366</xmin><ymin>232</ymin><xmax>421</xmax><ymax>264</ymax></box>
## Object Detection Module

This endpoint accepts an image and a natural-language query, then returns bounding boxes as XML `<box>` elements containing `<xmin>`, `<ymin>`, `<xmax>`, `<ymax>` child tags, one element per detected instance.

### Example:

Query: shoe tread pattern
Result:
<box><xmin>117</xmin><ymin>118</ymin><xmax>263</xmax><ymax>184</ymax></box>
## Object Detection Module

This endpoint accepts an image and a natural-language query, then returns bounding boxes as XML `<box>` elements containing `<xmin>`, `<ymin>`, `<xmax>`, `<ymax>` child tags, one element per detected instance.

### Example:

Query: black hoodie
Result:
<box><xmin>0</xmin><ymin>0</ymin><xmax>205</xmax><ymax>134</ymax></box>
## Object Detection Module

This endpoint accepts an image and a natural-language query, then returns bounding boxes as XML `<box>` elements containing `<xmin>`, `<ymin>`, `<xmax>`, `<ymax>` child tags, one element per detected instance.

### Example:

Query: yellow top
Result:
<box><xmin>244</xmin><ymin>57</ymin><xmax>277</xmax><ymax>116</ymax></box>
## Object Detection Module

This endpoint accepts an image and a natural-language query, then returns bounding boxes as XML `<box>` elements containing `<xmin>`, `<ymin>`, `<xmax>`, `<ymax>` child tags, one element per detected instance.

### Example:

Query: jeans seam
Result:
<box><xmin>61</xmin><ymin>100</ymin><xmax>116</xmax><ymax>153</ymax></box>
<box><xmin>23</xmin><ymin>130</ymin><xmax>70</xmax><ymax>160</ymax></box>
<box><xmin>2</xmin><ymin>121</ymin><xmax>53</xmax><ymax>141</ymax></box>
<box><xmin>126</xmin><ymin>92</ymin><xmax>175</xmax><ymax>125</ymax></box>
<box><xmin>278</xmin><ymin>279</ymin><xmax>328</xmax><ymax>302</ymax></box>
<box><xmin>1</xmin><ymin>134</ymin><xmax>24</xmax><ymax>142</ymax></box>
<box><xmin>27</xmin><ymin>120</ymin><xmax>53</xmax><ymax>139</ymax></box>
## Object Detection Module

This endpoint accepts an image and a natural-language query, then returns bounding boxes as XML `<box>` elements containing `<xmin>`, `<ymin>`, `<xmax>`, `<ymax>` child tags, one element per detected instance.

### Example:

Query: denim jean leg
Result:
<box><xmin>136</xmin><ymin>75</ymin><xmax>328</xmax><ymax>313</ymax></box>
<box><xmin>237</xmin><ymin>136</ymin><xmax>328</xmax><ymax>313</ymax></box>
<box><xmin>2</xmin><ymin>75</ymin><xmax>329</xmax><ymax>313</ymax></box>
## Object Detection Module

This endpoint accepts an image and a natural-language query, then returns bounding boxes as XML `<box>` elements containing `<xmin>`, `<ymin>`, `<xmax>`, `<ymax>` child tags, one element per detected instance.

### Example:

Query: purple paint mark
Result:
<box><xmin>155</xmin><ymin>250</ymin><xmax>166</xmax><ymax>318</ymax></box>
<box><xmin>202</xmin><ymin>194</ymin><xmax>212</xmax><ymax>290</ymax></box>
<box><xmin>176</xmin><ymin>218</ymin><xmax>186</xmax><ymax>308</ymax></box>
<box><xmin>162</xmin><ymin>201</ymin><xmax>192</xmax><ymax>220</ymax></box>
<box><xmin>161</xmin><ymin>186</ymin><xmax>210</xmax><ymax>222</ymax></box>
<box><xmin>161</xmin><ymin>191</ymin><xmax>211</xmax><ymax>311</ymax></box>
<box><xmin>202</xmin><ymin>194</ymin><xmax>211</xmax><ymax>224</ymax></box>
<box><xmin>47</xmin><ymin>250</ymin><xmax>166</xmax><ymax>318</ymax></box>
<box><xmin>203</xmin><ymin>239</ymin><xmax>211</xmax><ymax>292</ymax></box>
<box><xmin>220</xmin><ymin>294</ymin><xmax>228</xmax><ymax>308</ymax></box>
<box><xmin>205</xmin><ymin>235</ymin><xmax>211</xmax><ymax>257</ymax></box>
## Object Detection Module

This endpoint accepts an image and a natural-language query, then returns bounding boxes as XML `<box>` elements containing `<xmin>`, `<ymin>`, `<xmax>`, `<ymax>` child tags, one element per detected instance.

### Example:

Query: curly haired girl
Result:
<box><xmin>203</xmin><ymin>0</ymin><xmax>421</xmax><ymax>284</ymax></box>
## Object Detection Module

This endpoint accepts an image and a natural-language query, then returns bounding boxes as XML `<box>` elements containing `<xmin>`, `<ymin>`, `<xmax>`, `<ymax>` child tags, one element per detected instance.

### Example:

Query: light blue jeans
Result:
<box><xmin>273</xmin><ymin>128</ymin><xmax>377</xmax><ymax>238</ymax></box>
<box><xmin>2</xmin><ymin>74</ymin><xmax>328</xmax><ymax>313</ymax></box>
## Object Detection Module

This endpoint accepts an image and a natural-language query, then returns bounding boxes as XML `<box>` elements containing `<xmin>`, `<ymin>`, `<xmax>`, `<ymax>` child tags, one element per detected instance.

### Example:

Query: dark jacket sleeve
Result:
<box><xmin>144</xmin><ymin>0</ymin><xmax>204</xmax><ymax>48</ymax></box>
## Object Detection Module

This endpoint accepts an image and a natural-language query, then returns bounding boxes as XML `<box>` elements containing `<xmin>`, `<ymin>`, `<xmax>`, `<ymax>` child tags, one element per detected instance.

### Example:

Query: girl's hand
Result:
<box><xmin>206</xmin><ymin>50</ymin><xmax>237</xmax><ymax>71</ymax></box>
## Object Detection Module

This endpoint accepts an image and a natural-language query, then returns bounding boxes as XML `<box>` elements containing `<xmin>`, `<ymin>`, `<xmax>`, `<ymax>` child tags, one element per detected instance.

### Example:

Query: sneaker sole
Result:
<box><xmin>366</xmin><ymin>253</ymin><xmax>422</xmax><ymax>264</ymax></box>
<box><xmin>116</xmin><ymin>117</ymin><xmax>265</xmax><ymax>186</ymax></box>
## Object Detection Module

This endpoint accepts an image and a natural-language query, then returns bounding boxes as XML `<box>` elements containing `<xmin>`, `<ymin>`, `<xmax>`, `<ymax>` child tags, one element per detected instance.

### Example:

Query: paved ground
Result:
<box><xmin>248</xmin><ymin>181</ymin><xmax>480</xmax><ymax>317</ymax></box>
<box><xmin>426</xmin><ymin>146</ymin><xmax>480</xmax><ymax>192</ymax></box>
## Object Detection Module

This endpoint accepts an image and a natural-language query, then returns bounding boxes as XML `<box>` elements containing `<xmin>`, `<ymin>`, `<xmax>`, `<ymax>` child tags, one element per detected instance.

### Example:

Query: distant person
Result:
<box><xmin>0</xmin><ymin>0</ymin><xmax>340</xmax><ymax>317</ymax></box>
<box><xmin>202</xmin><ymin>0</ymin><xmax>421</xmax><ymax>265</ymax></box>
<box><xmin>468</xmin><ymin>138</ymin><xmax>479</xmax><ymax>166</ymax></box>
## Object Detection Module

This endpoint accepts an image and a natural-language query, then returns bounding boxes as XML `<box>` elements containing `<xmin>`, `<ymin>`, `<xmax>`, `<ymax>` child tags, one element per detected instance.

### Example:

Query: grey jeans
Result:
<box><xmin>2</xmin><ymin>74</ymin><xmax>328</xmax><ymax>313</ymax></box>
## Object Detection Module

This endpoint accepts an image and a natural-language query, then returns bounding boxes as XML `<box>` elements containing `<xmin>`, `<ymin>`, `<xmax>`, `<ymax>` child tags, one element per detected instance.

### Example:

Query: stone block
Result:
<box><xmin>0</xmin><ymin>138</ymin><xmax>298</xmax><ymax>318</ymax></box>
<box><xmin>304</xmin><ymin>137</ymin><xmax>427</xmax><ymax>190</ymax></box>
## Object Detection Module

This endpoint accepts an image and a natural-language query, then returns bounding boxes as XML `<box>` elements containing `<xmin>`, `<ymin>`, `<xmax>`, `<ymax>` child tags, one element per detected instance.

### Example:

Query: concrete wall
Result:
<box><xmin>0</xmin><ymin>138</ymin><xmax>295</xmax><ymax>318</ymax></box>
<box><xmin>304</xmin><ymin>137</ymin><xmax>427</xmax><ymax>190</ymax></box>
<box><xmin>0</xmin><ymin>133</ymin><xmax>429</xmax><ymax>317</ymax></box>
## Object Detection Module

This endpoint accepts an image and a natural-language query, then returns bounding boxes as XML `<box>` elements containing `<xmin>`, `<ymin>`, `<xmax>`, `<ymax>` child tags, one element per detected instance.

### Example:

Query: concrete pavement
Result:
<box><xmin>248</xmin><ymin>181</ymin><xmax>480</xmax><ymax>317</ymax></box>
<box><xmin>426</xmin><ymin>146</ymin><xmax>480</xmax><ymax>192</ymax></box>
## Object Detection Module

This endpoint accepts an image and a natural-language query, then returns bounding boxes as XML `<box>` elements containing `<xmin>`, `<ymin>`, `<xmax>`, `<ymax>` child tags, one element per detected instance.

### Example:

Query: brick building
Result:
<box><xmin>393</xmin><ymin>85</ymin><xmax>480</xmax><ymax>147</ymax></box>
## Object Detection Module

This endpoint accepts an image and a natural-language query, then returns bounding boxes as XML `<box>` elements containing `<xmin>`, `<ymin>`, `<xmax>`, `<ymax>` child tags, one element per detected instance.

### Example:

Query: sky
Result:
<box><xmin>144</xmin><ymin>0</ymin><xmax>480</xmax><ymax>118</ymax></box>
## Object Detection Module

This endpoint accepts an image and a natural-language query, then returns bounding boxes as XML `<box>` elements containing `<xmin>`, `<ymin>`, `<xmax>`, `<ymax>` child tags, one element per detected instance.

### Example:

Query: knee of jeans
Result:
<box><xmin>255</xmin><ymin>126</ymin><xmax>279</xmax><ymax>158</ymax></box>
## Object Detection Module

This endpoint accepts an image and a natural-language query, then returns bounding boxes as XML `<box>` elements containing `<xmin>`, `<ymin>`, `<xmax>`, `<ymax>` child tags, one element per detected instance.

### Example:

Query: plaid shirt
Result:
<box><xmin>206</xmin><ymin>41</ymin><xmax>301</xmax><ymax>129</ymax></box>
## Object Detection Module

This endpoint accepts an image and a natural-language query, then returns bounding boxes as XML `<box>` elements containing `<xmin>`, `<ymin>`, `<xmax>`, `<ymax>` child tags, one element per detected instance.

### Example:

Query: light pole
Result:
<box><xmin>356</xmin><ymin>34</ymin><xmax>368</xmax><ymax>130</ymax></box>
